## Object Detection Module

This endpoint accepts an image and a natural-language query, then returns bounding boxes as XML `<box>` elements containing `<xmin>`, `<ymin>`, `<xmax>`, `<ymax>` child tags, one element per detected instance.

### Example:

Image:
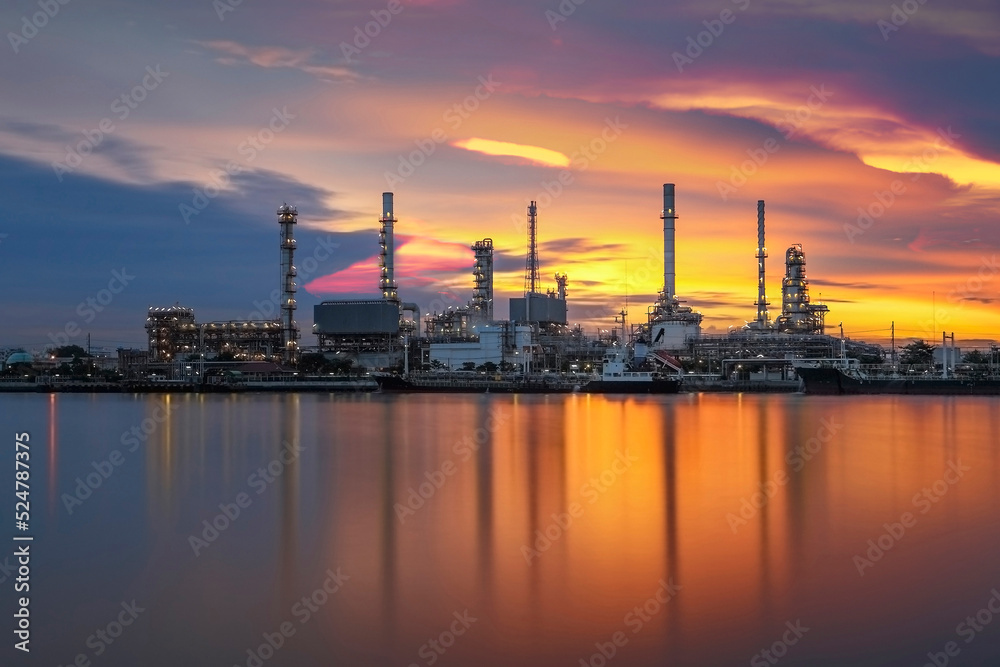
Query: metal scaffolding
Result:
<box><xmin>277</xmin><ymin>203</ymin><xmax>299</xmax><ymax>364</ymax></box>
<box><xmin>524</xmin><ymin>201</ymin><xmax>539</xmax><ymax>295</ymax></box>
<box><xmin>775</xmin><ymin>244</ymin><xmax>829</xmax><ymax>334</ymax></box>
<box><xmin>471</xmin><ymin>238</ymin><xmax>494</xmax><ymax>322</ymax></box>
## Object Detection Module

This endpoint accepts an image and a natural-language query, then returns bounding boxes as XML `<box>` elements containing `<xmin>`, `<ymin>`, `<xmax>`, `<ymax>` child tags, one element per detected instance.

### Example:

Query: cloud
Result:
<box><xmin>539</xmin><ymin>238</ymin><xmax>628</xmax><ymax>256</ymax></box>
<box><xmin>810</xmin><ymin>279</ymin><xmax>892</xmax><ymax>290</ymax></box>
<box><xmin>0</xmin><ymin>117</ymin><xmax>157</xmax><ymax>181</ymax></box>
<box><xmin>196</xmin><ymin>40</ymin><xmax>359</xmax><ymax>83</ymax></box>
<box><xmin>0</xmin><ymin>152</ymin><xmax>360</xmax><ymax>348</ymax></box>
<box><xmin>452</xmin><ymin>138</ymin><xmax>570</xmax><ymax>167</ymax></box>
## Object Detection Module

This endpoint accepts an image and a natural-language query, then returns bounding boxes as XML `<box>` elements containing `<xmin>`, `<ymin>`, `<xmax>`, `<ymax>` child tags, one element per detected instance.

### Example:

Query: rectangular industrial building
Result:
<box><xmin>509</xmin><ymin>294</ymin><xmax>567</xmax><ymax>325</ymax></box>
<box><xmin>314</xmin><ymin>300</ymin><xmax>401</xmax><ymax>335</ymax></box>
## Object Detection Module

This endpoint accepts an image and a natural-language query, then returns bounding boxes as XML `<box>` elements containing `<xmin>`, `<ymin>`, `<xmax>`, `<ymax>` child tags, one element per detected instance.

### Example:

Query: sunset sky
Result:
<box><xmin>2</xmin><ymin>0</ymin><xmax>999</xmax><ymax>349</ymax></box>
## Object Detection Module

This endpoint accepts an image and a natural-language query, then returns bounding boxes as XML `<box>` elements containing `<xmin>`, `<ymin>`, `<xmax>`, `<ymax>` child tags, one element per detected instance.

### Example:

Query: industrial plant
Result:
<box><xmin>141</xmin><ymin>205</ymin><xmax>303</xmax><ymax>367</ymax></box>
<box><xmin>15</xmin><ymin>180</ymin><xmax>886</xmax><ymax>392</ymax></box>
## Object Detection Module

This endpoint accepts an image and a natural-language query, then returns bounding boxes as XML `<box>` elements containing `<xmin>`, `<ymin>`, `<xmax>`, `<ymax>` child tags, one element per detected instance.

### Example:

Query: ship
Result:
<box><xmin>581</xmin><ymin>346</ymin><xmax>680</xmax><ymax>394</ymax></box>
<box><xmin>795</xmin><ymin>361</ymin><xmax>1000</xmax><ymax>395</ymax></box>
<box><xmin>373</xmin><ymin>372</ymin><xmax>580</xmax><ymax>393</ymax></box>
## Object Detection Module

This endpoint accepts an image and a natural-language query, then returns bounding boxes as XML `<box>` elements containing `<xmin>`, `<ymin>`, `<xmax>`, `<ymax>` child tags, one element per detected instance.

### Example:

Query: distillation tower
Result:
<box><xmin>749</xmin><ymin>199</ymin><xmax>771</xmax><ymax>330</ymax></box>
<box><xmin>379</xmin><ymin>192</ymin><xmax>399</xmax><ymax>303</ymax></box>
<box><xmin>278</xmin><ymin>203</ymin><xmax>299</xmax><ymax>364</ymax></box>
<box><xmin>774</xmin><ymin>244</ymin><xmax>829</xmax><ymax>333</ymax></box>
<box><xmin>471</xmin><ymin>238</ymin><xmax>494</xmax><ymax>322</ymax></box>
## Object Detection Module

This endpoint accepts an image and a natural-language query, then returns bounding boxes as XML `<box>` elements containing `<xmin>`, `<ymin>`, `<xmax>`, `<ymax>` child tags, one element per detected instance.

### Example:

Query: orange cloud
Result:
<box><xmin>452</xmin><ymin>138</ymin><xmax>571</xmax><ymax>167</ymax></box>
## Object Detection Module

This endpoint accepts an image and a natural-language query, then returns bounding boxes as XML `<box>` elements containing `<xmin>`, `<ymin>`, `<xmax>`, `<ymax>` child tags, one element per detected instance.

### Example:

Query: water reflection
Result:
<box><xmin>279</xmin><ymin>394</ymin><xmax>300</xmax><ymax>595</ymax></box>
<box><xmin>11</xmin><ymin>393</ymin><xmax>1000</xmax><ymax>666</ymax></box>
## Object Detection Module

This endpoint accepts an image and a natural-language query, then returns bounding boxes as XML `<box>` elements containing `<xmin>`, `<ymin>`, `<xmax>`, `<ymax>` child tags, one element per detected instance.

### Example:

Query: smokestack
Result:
<box><xmin>755</xmin><ymin>200</ymin><xmax>769</xmax><ymax>327</ymax></box>
<box><xmin>661</xmin><ymin>184</ymin><xmax>676</xmax><ymax>302</ymax></box>
<box><xmin>379</xmin><ymin>192</ymin><xmax>398</xmax><ymax>302</ymax></box>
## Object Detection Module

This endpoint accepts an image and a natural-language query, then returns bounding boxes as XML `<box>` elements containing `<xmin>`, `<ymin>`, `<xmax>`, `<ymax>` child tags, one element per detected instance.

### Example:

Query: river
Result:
<box><xmin>1</xmin><ymin>393</ymin><xmax>998</xmax><ymax>666</ymax></box>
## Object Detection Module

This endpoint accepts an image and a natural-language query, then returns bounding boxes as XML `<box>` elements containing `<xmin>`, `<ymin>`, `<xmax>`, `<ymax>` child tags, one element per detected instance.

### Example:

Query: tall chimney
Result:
<box><xmin>755</xmin><ymin>200</ymin><xmax>769</xmax><ymax>327</ymax></box>
<box><xmin>661</xmin><ymin>184</ymin><xmax>676</xmax><ymax>302</ymax></box>
<box><xmin>379</xmin><ymin>192</ymin><xmax>398</xmax><ymax>302</ymax></box>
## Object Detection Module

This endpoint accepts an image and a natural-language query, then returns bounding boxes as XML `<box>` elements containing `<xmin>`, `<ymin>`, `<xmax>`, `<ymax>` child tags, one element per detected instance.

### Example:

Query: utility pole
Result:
<box><xmin>403</xmin><ymin>332</ymin><xmax>409</xmax><ymax>377</ymax></box>
<box><xmin>615</xmin><ymin>307</ymin><xmax>628</xmax><ymax>345</ymax></box>
<box><xmin>199</xmin><ymin>324</ymin><xmax>205</xmax><ymax>384</ymax></box>
<box><xmin>890</xmin><ymin>321</ymin><xmax>895</xmax><ymax>366</ymax></box>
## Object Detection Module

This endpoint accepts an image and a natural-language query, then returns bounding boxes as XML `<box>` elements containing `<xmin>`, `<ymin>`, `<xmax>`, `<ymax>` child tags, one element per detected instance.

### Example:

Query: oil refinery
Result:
<box><xmin>93</xmin><ymin>180</ymin><xmax>887</xmax><ymax>393</ymax></box>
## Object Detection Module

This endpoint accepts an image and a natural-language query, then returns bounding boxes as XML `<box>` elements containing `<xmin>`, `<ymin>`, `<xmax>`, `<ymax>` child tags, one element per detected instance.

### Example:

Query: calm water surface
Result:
<box><xmin>1</xmin><ymin>393</ymin><xmax>999</xmax><ymax>666</ymax></box>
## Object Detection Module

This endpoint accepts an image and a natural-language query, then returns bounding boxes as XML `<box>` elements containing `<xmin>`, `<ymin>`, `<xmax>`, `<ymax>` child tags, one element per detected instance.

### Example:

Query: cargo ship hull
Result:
<box><xmin>797</xmin><ymin>367</ymin><xmax>1000</xmax><ymax>396</ymax></box>
<box><xmin>375</xmin><ymin>374</ymin><xmax>578</xmax><ymax>393</ymax></box>
<box><xmin>582</xmin><ymin>378</ymin><xmax>680</xmax><ymax>394</ymax></box>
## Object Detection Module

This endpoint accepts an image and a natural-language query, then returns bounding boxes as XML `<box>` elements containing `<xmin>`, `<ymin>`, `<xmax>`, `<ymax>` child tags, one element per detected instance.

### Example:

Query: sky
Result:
<box><xmin>1</xmin><ymin>0</ymin><xmax>999</xmax><ymax>351</ymax></box>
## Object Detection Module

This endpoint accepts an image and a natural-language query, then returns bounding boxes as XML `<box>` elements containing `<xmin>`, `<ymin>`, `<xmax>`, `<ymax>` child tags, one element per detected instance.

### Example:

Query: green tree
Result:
<box><xmin>297</xmin><ymin>352</ymin><xmax>330</xmax><ymax>373</ymax></box>
<box><xmin>848</xmin><ymin>350</ymin><xmax>884</xmax><ymax>365</ymax></box>
<box><xmin>328</xmin><ymin>358</ymin><xmax>354</xmax><ymax>375</ymax></box>
<box><xmin>461</xmin><ymin>361</ymin><xmax>477</xmax><ymax>372</ymax></box>
<box><xmin>900</xmin><ymin>340</ymin><xmax>935</xmax><ymax>365</ymax></box>
<box><xmin>963</xmin><ymin>350</ymin><xmax>989</xmax><ymax>364</ymax></box>
<box><xmin>51</xmin><ymin>345</ymin><xmax>89</xmax><ymax>359</ymax></box>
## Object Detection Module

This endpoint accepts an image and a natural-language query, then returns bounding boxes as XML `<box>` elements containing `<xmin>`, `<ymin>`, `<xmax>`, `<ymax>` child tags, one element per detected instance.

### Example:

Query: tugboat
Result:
<box><xmin>582</xmin><ymin>345</ymin><xmax>680</xmax><ymax>394</ymax></box>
